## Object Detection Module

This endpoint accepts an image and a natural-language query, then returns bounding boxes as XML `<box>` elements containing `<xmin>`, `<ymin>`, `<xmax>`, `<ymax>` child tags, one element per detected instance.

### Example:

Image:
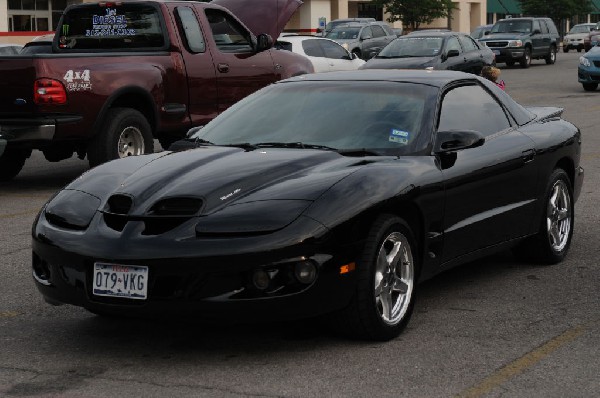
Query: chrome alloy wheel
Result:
<box><xmin>547</xmin><ymin>179</ymin><xmax>572</xmax><ymax>252</ymax></box>
<box><xmin>374</xmin><ymin>231</ymin><xmax>414</xmax><ymax>325</ymax></box>
<box><xmin>118</xmin><ymin>126</ymin><xmax>145</xmax><ymax>158</ymax></box>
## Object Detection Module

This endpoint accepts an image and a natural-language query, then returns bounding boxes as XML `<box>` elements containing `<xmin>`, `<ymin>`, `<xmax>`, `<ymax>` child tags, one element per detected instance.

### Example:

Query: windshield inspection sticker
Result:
<box><xmin>389</xmin><ymin>129</ymin><xmax>410</xmax><ymax>145</ymax></box>
<box><xmin>86</xmin><ymin>8</ymin><xmax>135</xmax><ymax>37</ymax></box>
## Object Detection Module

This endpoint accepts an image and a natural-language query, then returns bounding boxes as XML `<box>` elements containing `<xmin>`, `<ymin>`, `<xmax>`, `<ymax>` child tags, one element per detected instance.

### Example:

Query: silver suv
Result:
<box><xmin>325</xmin><ymin>21</ymin><xmax>396</xmax><ymax>60</ymax></box>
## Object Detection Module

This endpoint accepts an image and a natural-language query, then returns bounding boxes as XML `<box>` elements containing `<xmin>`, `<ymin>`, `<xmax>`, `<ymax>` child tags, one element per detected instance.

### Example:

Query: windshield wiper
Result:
<box><xmin>337</xmin><ymin>148</ymin><xmax>382</xmax><ymax>156</ymax></box>
<box><xmin>184</xmin><ymin>137</ymin><xmax>214</xmax><ymax>147</ymax></box>
<box><xmin>254</xmin><ymin>142</ymin><xmax>338</xmax><ymax>151</ymax></box>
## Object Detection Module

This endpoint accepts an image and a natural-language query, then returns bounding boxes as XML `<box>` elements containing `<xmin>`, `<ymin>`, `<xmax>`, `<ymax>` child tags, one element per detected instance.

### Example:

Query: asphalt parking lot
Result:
<box><xmin>1</xmin><ymin>51</ymin><xmax>599</xmax><ymax>397</ymax></box>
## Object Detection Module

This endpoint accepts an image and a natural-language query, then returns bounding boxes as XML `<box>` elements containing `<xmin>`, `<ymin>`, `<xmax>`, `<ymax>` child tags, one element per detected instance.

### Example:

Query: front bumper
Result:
<box><xmin>488</xmin><ymin>47</ymin><xmax>525</xmax><ymax>63</ymax></box>
<box><xmin>31</xmin><ymin>211</ymin><xmax>360</xmax><ymax>321</ymax></box>
<box><xmin>578</xmin><ymin>64</ymin><xmax>600</xmax><ymax>84</ymax></box>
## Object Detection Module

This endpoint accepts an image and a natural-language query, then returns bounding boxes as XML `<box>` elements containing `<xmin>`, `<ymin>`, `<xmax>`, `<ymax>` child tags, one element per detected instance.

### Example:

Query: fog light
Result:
<box><xmin>252</xmin><ymin>269</ymin><xmax>270</xmax><ymax>290</ymax></box>
<box><xmin>294</xmin><ymin>261</ymin><xmax>317</xmax><ymax>284</ymax></box>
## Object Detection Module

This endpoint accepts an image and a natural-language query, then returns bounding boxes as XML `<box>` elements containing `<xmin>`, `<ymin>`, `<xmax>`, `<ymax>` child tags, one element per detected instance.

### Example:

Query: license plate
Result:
<box><xmin>92</xmin><ymin>263</ymin><xmax>148</xmax><ymax>300</ymax></box>
<box><xmin>493</xmin><ymin>50</ymin><xmax>501</xmax><ymax>55</ymax></box>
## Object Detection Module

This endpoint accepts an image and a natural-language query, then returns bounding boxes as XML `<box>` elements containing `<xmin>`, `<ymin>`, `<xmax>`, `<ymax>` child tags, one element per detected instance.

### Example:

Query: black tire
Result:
<box><xmin>582</xmin><ymin>83</ymin><xmax>598</xmax><ymax>91</ymax></box>
<box><xmin>334</xmin><ymin>215</ymin><xmax>418</xmax><ymax>341</ymax></box>
<box><xmin>563</xmin><ymin>46</ymin><xmax>569</xmax><ymax>53</ymax></box>
<box><xmin>87</xmin><ymin>107</ymin><xmax>153</xmax><ymax>167</ymax></box>
<box><xmin>506</xmin><ymin>60</ymin><xmax>515</xmax><ymax>67</ymax></box>
<box><xmin>545</xmin><ymin>46</ymin><xmax>556</xmax><ymax>64</ymax></box>
<box><xmin>514</xmin><ymin>169</ymin><xmax>574</xmax><ymax>264</ymax></box>
<box><xmin>0</xmin><ymin>149</ymin><xmax>27</xmax><ymax>181</ymax></box>
<box><xmin>520</xmin><ymin>47</ymin><xmax>531</xmax><ymax>68</ymax></box>
<box><xmin>577</xmin><ymin>48</ymin><xmax>582</xmax><ymax>53</ymax></box>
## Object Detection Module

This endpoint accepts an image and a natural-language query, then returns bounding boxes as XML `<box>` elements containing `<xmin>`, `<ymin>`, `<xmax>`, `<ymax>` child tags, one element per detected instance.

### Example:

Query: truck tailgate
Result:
<box><xmin>0</xmin><ymin>57</ymin><xmax>37</xmax><ymax>115</ymax></box>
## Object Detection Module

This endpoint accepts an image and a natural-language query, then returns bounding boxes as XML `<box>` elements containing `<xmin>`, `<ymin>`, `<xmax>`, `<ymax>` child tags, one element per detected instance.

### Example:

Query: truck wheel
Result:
<box><xmin>0</xmin><ymin>149</ymin><xmax>27</xmax><ymax>181</ymax></box>
<box><xmin>519</xmin><ymin>47</ymin><xmax>531</xmax><ymax>68</ymax></box>
<box><xmin>545</xmin><ymin>46</ymin><xmax>556</xmax><ymax>64</ymax></box>
<box><xmin>87</xmin><ymin>108</ymin><xmax>153</xmax><ymax>167</ymax></box>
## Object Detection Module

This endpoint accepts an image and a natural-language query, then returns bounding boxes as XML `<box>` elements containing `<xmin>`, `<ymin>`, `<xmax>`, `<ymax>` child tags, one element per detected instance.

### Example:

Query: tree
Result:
<box><xmin>372</xmin><ymin>0</ymin><xmax>456</xmax><ymax>31</ymax></box>
<box><xmin>518</xmin><ymin>0</ymin><xmax>592</xmax><ymax>22</ymax></box>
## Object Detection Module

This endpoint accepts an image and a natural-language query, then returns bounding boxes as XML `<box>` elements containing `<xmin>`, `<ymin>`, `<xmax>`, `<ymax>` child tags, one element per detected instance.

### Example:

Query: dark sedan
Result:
<box><xmin>32</xmin><ymin>70</ymin><xmax>583</xmax><ymax>341</ymax></box>
<box><xmin>360</xmin><ymin>31</ymin><xmax>495</xmax><ymax>74</ymax></box>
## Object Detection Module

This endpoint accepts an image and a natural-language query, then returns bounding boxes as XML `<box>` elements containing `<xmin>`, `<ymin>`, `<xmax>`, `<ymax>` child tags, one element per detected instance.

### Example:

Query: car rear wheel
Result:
<box><xmin>582</xmin><ymin>83</ymin><xmax>598</xmax><ymax>91</ymax></box>
<box><xmin>335</xmin><ymin>215</ymin><xmax>417</xmax><ymax>341</ymax></box>
<box><xmin>545</xmin><ymin>46</ymin><xmax>556</xmax><ymax>64</ymax></box>
<box><xmin>520</xmin><ymin>47</ymin><xmax>531</xmax><ymax>68</ymax></box>
<box><xmin>514</xmin><ymin>169</ymin><xmax>574</xmax><ymax>264</ymax></box>
<box><xmin>0</xmin><ymin>149</ymin><xmax>28</xmax><ymax>181</ymax></box>
<box><xmin>87</xmin><ymin>108</ymin><xmax>153</xmax><ymax>167</ymax></box>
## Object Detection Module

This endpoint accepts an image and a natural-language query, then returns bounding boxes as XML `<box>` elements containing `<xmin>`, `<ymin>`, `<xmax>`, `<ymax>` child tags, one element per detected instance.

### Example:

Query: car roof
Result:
<box><xmin>284</xmin><ymin>69</ymin><xmax>476</xmax><ymax>87</ymax></box>
<box><xmin>405</xmin><ymin>31</ymin><xmax>461</xmax><ymax>38</ymax></box>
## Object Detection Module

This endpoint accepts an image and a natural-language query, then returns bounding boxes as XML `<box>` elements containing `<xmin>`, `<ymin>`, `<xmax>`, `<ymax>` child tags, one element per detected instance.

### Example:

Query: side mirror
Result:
<box><xmin>186</xmin><ymin>125</ymin><xmax>203</xmax><ymax>139</ymax></box>
<box><xmin>434</xmin><ymin>130</ymin><xmax>485</xmax><ymax>153</ymax></box>
<box><xmin>484</xmin><ymin>30</ymin><xmax>491</xmax><ymax>36</ymax></box>
<box><xmin>532</xmin><ymin>29</ymin><xmax>541</xmax><ymax>35</ymax></box>
<box><xmin>361</xmin><ymin>34</ymin><xmax>372</xmax><ymax>41</ymax></box>
<box><xmin>256</xmin><ymin>33</ymin><xmax>274</xmax><ymax>52</ymax></box>
<box><xmin>444</xmin><ymin>49</ymin><xmax>460</xmax><ymax>61</ymax></box>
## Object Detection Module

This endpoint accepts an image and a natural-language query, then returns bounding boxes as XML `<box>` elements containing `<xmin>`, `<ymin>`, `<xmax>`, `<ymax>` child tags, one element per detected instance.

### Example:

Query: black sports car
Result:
<box><xmin>32</xmin><ymin>70</ymin><xmax>584</xmax><ymax>341</ymax></box>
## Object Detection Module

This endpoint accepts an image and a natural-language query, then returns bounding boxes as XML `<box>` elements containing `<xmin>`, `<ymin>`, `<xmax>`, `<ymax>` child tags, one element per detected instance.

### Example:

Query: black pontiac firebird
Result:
<box><xmin>32</xmin><ymin>70</ymin><xmax>584</xmax><ymax>341</ymax></box>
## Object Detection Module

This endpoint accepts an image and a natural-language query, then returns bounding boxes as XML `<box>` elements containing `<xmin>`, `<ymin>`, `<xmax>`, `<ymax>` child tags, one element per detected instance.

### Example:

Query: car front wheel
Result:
<box><xmin>545</xmin><ymin>46</ymin><xmax>556</xmax><ymax>64</ymax></box>
<box><xmin>520</xmin><ymin>47</ymin><xmax>531</xmax><ymax>68</ymax></box>
<box><xmin>582</xmin><ymin>83</ymin><xmax>598</xmax><ymax>91</ymax></box>
<box><xmin>335</xmin><ymin>215</ymin><xmax>417</xmax><ymax>341</ymax></box>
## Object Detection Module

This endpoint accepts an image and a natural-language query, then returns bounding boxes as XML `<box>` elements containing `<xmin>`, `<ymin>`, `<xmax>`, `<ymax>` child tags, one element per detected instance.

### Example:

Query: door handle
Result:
<box><xmin>217</xmin><ymin>63</ymin><xmax>230</xmax><ymax>73</ymax></box>
<box><xmin>522</xmin><ymin>149</ymin><xmax>535</xmax><ymax>163</ymax></box>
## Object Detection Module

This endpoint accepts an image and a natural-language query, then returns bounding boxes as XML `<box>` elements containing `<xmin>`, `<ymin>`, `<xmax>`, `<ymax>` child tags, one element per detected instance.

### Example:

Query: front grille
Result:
<box><xmin>485</xmin><ymin>41</ymin><xmax>507</xmax><ymax>48</ymax></box>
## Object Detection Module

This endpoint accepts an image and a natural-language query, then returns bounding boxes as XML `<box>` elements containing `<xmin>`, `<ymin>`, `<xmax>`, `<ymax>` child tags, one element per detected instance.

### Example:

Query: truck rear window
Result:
<box><xmin>58</xmin><ymin>3</ymin><xmax>166</xmax><ymax>51</ymax></box>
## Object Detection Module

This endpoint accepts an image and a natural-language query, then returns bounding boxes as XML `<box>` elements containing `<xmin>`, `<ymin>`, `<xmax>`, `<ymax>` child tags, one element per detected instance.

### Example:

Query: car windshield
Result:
<box><xmin>326</xmin><ymin>27</ymin><xmax>361</xmax><ymax>40</ymax></box>
<box><xmin>491</xmin><ymin>20</ymin><xmax>532</xmax><ymax>34</ymax></box>
<box><xmin>378</xmin><ymin>37</ymin><xmax>443</xmax><ymax>58</ymax></box>
<box><xmin>569</xmin><ymin>25</ymin><xmax>591</xmax><ymax>34</ymax></box>
<box><xmin>191</xmin><ymin>81</ymin><xmax>436</xmax><ymax>156</ymax></box>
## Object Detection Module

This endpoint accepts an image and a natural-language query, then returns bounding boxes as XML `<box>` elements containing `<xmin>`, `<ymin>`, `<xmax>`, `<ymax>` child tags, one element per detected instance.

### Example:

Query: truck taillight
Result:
<box><xmin>34</xmin><ymin>79</ymin><xmax>67</xmax><ymax>105</ymax></box>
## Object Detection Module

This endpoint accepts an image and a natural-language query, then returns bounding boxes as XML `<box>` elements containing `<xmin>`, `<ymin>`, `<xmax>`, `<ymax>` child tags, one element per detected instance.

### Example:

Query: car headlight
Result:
<box><xmin>507</xmin><ymin>40</ymin><xmax>523</xmax><ymax>47</ymax></box>
<box><xmin>195</xmin><ymin>200</ymin><xmax>312</xmax><ymax>235</ymax></box>
<box><xmin>579</xmin><ymin>56</ymin><xmax>591</xmax><ymax>67</ymax></box>
<box><xmin>44</xmin><ymin>189</ymin><xmax>101</xmax><ymax>229</ymax></box>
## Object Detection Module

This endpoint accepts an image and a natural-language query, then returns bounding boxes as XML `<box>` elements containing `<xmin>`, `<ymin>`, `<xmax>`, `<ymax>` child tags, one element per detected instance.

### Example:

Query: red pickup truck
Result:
<box><xmin>0</xmin><ymin>0</ymin><xmax>313</xmax><ymax>181</ymax></box>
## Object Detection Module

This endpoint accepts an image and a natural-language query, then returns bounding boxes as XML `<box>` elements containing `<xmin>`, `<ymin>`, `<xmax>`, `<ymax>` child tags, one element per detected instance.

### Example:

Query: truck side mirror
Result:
<box><xmin>256</xmin><ymin>34</ymin><xmax>273</xmax><ymax>52</ymax></box>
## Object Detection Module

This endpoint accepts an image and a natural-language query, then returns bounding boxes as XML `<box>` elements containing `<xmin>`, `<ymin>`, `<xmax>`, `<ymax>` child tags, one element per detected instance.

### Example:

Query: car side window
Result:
<box><xmin>371</xmin><ymin>25</ymin><xmax>386</xmax><ymax>38</ymax></box>
<box><xmin>361</xmin><ymin>27</ymin><xmax>373</xmax><ymax>39</ymax></box>
<box><xmin>175</xmin><ymin>7</ymin><xmax>205</xmax><ymax>53</ymax></box>
<box><xmin>540</xmin><ymin>20</ymin><xmax>549</xmax><ymax>34</ymax></box>
<box><xmin>205</xmin><ymin>9</ymin><xmax>252</xmax><ymax>52</ymax></box>
<box><xmin>320</xmin><ymin>40</ymin><xmax>349</xmax><ymax>59</ymax></box>
<box><xmin>532</xmin><ymin>20</ymin><xmax>541</xmax><ymax>34</ymax></box>
<box><xmin>445</xmin><ymin>36</ymin><xmax>462</xmax><ymax>54</ymax></box>
<box><xmin>302</xmin><ymin>39</ymin><xmax>325</xmax><ymax>57</ymax></box>
<box><xmin>438</xmin><ymin>85</ymin><xmax>511</xmax><ymax>136</ymax></box>
<box><xmin>459</xmin><ymin>35</ymin><xmax>478</xmax><ymax>52</ymax></box>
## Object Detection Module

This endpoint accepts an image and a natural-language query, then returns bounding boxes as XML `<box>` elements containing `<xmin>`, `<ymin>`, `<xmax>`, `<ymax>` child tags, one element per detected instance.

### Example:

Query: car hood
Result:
<box><xmin>212</xmin><ymin>0</ymin><xmax>303</xmax><ymax>40</ymax></box>
<box><xmin>361</xmin><ymin>56</ymin><xmax>437</xmax><ymax>69</ymax></box>
<box><xmin>480</xmin><ymin>33</ymin><xmax>528</xmax><ymax>41</ymax></box>
<box><xmin>65</xmin><ymin>147</ymin><xmax>375</xmax><ymax>217</ymax></box>
<box><xmin>565</xmin><ymin>33</ymin><xmax>589</xmax><ymax>40</ymax></box>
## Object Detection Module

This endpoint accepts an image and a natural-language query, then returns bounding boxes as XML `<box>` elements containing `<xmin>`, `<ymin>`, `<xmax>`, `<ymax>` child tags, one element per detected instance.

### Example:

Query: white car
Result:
<box><xmin>563</xmin><ymin>23</ymin><xmax>596</xmax><ymax>52</ymax></box>
<box><xmin>276</xmin><ymin>35</ymin><xmax>365</xmax><ymax>72</ymax></box>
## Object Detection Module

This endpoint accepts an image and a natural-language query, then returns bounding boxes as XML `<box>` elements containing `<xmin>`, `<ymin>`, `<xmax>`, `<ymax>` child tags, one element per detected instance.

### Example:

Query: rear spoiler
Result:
<box><xmin>524</xmin><ymin>106</ymin><xmax>563</xmax><ymax>121</ymax></box>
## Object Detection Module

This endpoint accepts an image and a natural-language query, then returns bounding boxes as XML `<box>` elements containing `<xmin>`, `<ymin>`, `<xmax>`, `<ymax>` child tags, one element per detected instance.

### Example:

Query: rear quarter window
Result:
<box><xmin>57</xmin><ymin>3</ymin><xmax>167</xmax><ymax>51</ymax></box>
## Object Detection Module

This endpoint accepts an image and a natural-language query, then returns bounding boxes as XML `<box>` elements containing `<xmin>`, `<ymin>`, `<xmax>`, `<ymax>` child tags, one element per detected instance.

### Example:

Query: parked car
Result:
<box><xmin>359</xmin><ymin>31</ymin><xmax>495</xmax><ymax>75</ymax></box>
<box><xmin>563</xmin><ymin>23</ymin><xmax>596</xmax><ymax>52</ymax></box>
<box><xmin>325</xmin><ymin>21</ymin><xmax>396</xmax><ymax>59</ymax></box>
<box><xmin>19</xmin><ymin>34</ymin><xmax>54</xmax><ymax>55</ymax></box>
<box><xmin>578</xmin><ymin>45</ymin><xmax>600</xmax><ymax>91</ymax></box>
<box><xmin>471</xmin><ymin>24</ymin><xmax>493</xmax><ymax>40</ymax></box>
<box><xmin>0</xmin><ymin>43</ymin><xmax>22</xmax><ymax>55</ymax></box>
<box><xmin>391</xmin><ymin>27</ymin><xmax>403</xmax><ymax>37</ymax></box>
<box><xmin>318</xmin><ymin>17</ymin><xmax>376</xmax><ymax>36</ymax></box>
<box><xmin>32</xmin><ymin>69</ymin><xmax>583</xmax><ymax>342</ymax></box>
<box><xmin>276</xmin><ymin>35</ymin><xmax>365</xmax><ymax>72</ymax></box>
<box><xmin>583</xmin><ymin>22</ymin><xmax>600</xmax><ymax>52</ymax></box>
<box><xmin>478</xmin><ymin>17</ymin><xmax>559</xmax><ymax>68</ymax></box>
<box><xmin>0</xmin><ymin>0</ymin><xmax>313</xmax><ymax>181</ymax></box>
